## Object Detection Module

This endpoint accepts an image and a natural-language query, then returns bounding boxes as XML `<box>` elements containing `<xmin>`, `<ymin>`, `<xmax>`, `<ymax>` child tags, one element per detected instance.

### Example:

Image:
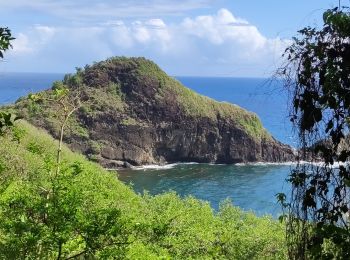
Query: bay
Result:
<box><xmin>0</xmin><ymin>73</ymin><xmax>294</xmax><ymax>216</ymax></box>
<box><xmin>118</xmin><ymin>163</ymin><xmax>292</xmax><ymax>216</ymax></box>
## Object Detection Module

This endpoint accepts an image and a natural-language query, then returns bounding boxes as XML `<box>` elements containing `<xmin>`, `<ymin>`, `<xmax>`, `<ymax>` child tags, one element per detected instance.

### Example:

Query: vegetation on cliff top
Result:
<box><xmin>0</xmin><ymin>120</ymin><xmax>286</xmax><ymax>258</ymax></box>
<box><xmin>93</xmin><ymin>57</ymin><xmax>270</xmax><ymax>139</ymax></box>
<box><xmin>12</xmin><ymin>57</ymin><xmax>271</xmax><ymax>142</ymax></box>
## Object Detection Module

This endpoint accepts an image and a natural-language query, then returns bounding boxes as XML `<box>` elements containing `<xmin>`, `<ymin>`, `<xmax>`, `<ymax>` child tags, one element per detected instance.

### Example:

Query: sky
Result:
<box><xmin>0</xmin><ymin>0</ymin><xmax>342</xmax><ymax>77</ymax></box>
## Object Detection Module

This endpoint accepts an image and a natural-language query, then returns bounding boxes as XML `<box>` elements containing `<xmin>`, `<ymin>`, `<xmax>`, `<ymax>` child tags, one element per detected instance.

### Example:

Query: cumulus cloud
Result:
<box><xmin>12</xmin><ymin>33</ymin><xmax>32</xmax><ymax>54</ymax></box>
<box><xmin>11</xmin><ymin>25</ymin><xmax>56</xmax><ymax>55</ymax></box>
<box><xmin>6</xmin><ymin>8</ymin><xmax>291</xmax><ymax>76</ymax></box>
<box><xmin>182</xmin><ymin>9</ymin><xmax>279</xmax><ymax>53</ymax></box>
<box><xmin>146</xmin><ymin>19</ymin><xmax>167</xmax><ymax>29</ymax></box>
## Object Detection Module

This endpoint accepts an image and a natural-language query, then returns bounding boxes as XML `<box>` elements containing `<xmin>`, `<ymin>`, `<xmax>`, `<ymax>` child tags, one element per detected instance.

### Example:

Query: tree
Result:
<box><xmin>0</xmin><ymin>27</ymin><xmax>14</xmax><ymax>58</ymax></box>
<box><xmin>29</xmin><ymin>82</ymin><xmax>82</xmax><ymax>176</ymax></box>
<box><xmin>1</xmin><ymin>75</ymin><xmax>130</xmax><ymax>259</ymax></box>
<box><xmin>0</xmin><ymin>28</ymin><xmax>17</xmax><ymax>134</ymax></box>
<box><xmin>279</xmin><ymin>5</ymin><xmax>350</xmax><ymax>259</ymax></box>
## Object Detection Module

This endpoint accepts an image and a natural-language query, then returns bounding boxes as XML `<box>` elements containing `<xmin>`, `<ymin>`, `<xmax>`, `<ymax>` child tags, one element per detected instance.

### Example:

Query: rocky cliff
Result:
<box><xmin>13</xmin><ymin>57</ymin><xmax>294</xmax><ymax>167</ymax></box>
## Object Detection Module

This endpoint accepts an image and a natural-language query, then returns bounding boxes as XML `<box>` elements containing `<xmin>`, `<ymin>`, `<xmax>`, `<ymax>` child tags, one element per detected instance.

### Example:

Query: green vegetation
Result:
<box><xmin>0</xmin><ymin>27</ymin><xmax>286</xmax><ymax>258</ymax></box>
<box><xmin>0</xmin><ymin>27</ymin><xmax>14</xmax><ymax>58</ymax></box>
<box><xmin>0</xmin><ymin>120</ymin><xmax>286</xmax><ymax>258</ymax></box>
<box><xmin>12</xmin><ymin>67</ymin><xmax>126</xmax><ymax>141</ymax></box>
<box><xmin>133</xmin><ymin>57</ymin><xmax>270</xmax><ymax>139</ymax></box>
<box><xmin>278</xmin><ymin>6</ymin><xmax>350</xmax><ymax>259</ymax></box>
<box><xmin>90</xmin><ymin>57</ymin><xmax>271</xmax><ymax>140</ymax></box>
<box><xmin>7</xmin><ymin>57</ymin><xmax>272</xmax><ymax>167</ymax></box>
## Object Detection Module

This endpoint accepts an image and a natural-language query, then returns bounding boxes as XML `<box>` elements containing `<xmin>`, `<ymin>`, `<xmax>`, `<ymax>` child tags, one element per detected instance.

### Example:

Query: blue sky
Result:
<box><xmin>0</xmin><ymin>0</ymin><xmax>340</xmax><ymax>76</ymax></box>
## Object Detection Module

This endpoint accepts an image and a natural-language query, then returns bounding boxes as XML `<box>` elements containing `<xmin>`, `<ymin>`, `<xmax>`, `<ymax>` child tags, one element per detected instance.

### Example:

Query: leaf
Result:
<box><xmin>325</xmin><ymin>120</ymin><xmax>333</xmax><ymax>133</ymax></box>
<box><xmin>314</xmin><ymin>108</ymin><xmax>322</xmax><ymax>123</ymax></box>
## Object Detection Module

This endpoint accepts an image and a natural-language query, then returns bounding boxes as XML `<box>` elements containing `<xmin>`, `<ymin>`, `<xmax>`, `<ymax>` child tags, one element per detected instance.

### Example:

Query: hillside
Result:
<box><xmin>0</xmin><ymin>120</ymin><xmax>286</xmax><ymax>258</ymax></box>
<box><xmin>11</xmin><ymin>57</ymin><xmax>294</xmax><ymax>167</ymax></box>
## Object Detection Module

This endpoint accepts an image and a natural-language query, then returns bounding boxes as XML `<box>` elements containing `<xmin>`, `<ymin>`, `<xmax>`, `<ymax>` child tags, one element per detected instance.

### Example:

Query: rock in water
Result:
<box><xmin>14</xmin><ymin>57</ymin><xmax>294</xmax><ymax>167</ymax></box>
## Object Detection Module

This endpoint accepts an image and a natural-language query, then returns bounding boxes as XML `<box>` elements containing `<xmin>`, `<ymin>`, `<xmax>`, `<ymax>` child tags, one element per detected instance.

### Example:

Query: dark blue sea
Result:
<box><xmin>0</xmin><ymin>72</ymin><xmax>64</xmax><ymax>105</ymax></box>
<box><xmin>0</xmin><ymin>73</ymin><xmax>294</xmax><ymax>216</ymax></box>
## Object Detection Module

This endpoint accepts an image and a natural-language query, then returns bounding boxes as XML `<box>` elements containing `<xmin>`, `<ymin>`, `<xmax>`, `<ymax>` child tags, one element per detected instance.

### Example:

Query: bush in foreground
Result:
<box><xmin>0</xmin><ymin>121</ymin><xmax>286</xmax><ymax>259</ymax></box>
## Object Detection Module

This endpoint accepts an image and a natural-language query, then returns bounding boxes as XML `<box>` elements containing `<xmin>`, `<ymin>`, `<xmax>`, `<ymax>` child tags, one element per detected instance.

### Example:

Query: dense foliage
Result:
<box><xmin>0</xmin><ymin>120</ymin><xmax>286</xmax><ymax>259</ymax></box>
<box><xmin>280</xmin><ymin>6</ymin><xmax>350</xmax><ymax>259</ymax></box>
<box><xmin>0</xmin><ymin>27</ymin><xmax>14</xmax><ymax>58</ymax></box>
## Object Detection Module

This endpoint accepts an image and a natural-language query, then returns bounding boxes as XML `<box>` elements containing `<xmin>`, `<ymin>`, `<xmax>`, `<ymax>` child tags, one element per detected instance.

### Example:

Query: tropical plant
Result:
<box><xmin>0</xmin><ymin>120</ymin><xmax>287</xmax><ymax>259</ymax></box>
<box><xmin>279</xmin><ymin>5</ymin><xmax>350</xmax><ymax>259</ymax></box>
<box><xmin>29</xmin><ymin>82</ymin><xmax>82</xmax><ymax>175</ymax></box>
<box><xmin>0</xmin><ymin>27</ymin><xmax>16</xmax><ymax>134</ymax></box>
<box><xmin>0</xmin><ymin>27</ymin><xmax>14</xmax><ymax>58</ymax></box>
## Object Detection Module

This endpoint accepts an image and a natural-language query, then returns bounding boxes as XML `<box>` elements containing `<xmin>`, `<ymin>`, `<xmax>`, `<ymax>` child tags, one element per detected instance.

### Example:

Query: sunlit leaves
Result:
<box><xmin>0</xmin><ymin>122</ymin><xmax>287</xmax><ymax>259</ymax></box>
<box><xmin>28</xmin><ymin>93</ymin><xmax>42</xmax><ymax>102</ymax></box>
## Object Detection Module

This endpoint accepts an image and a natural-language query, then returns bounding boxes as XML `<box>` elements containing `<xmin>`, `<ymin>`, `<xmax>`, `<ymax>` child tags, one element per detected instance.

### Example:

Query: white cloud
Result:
<box><xmin>110</xmin><ymin>24</ymin><xmax>134</xmax><ymax>48</ymax></box>
<box><xmin>146</xmin><ymin>19</ymin><xmax>167</xmax><ymax>29</ymax></box>
<box><xmin>11</xmin><ymin>25</ymin><xmax>56</xmax><ymax>56</ymax></box>
<box><xmin>12</xmin><ymin>33</ymin><xmax>32</xmax><ymax>54</ymax></box>
<box><xmin>109</xmin><ymin>18</ymin><xmax>171</xmax><ymax>50</ymax></box>
<box><xmin>33</xmin><ymin>25</ymin><xmax>56</xmax><ymax>44</ymax></box>
<box><xmin>6</xmin><ymin>8</ymin><xmax>291</xmax><ymax>76</ymax></box>
<box><xmin>133</xmin><ymin>24</ymin><xmax>151</xmax><ymax>43</ymax></box>
<box><xmin>182</xmin><ymin>9</ymin><xmax>268</xmax><ymax>49</ymax></box>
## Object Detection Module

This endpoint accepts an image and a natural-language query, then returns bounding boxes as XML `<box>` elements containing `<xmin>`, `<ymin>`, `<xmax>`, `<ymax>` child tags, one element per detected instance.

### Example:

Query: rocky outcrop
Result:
<box><xmin>80</xmin><ymin>117</ymin><xmax>293</xmax><ymax>167</ymax></box>
<box><xmin>15</xmin><ymin>57</ymin><xmax>295</xmax><ymax>167</ymax></box>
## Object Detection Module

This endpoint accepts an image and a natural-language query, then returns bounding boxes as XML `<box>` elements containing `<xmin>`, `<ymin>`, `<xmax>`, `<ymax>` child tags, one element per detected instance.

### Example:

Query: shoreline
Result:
<box><xmin>109</xmin><ymin>160</ymin><xmax>349</xmax><ymax>171</ymax></box>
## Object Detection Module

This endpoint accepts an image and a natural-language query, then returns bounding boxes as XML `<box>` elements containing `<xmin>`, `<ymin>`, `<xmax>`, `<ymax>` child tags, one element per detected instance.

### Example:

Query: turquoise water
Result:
<box><xmin>118</xmin><ymin>163</ymin><xmax>292</xmax><ymax>216</ymax></box>
<box><xmin>0</xmin><ymin>73</ymin><xmax>294</xmax><ymax>216</ymax></box>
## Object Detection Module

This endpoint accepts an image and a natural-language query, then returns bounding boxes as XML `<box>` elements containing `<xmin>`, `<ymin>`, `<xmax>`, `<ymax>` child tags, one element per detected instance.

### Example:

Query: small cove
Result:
<box><xmin>1</xmin><ymin>73</ymin><xmax>295</xmax><ymax>216</ymax></box>
<box><xmin>118</xmin><ymin>163</ymin><xmax>293</xmax><ymax>216</ymax></box>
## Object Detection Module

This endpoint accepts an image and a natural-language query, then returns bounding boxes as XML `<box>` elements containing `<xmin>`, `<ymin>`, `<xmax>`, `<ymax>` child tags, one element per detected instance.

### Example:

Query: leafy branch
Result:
<box><xmin>29</xmin><ymin>86</ymin><xmax>82</xmax><ymax>176</ymax></box>
<box><xmin>0</xmin><ymin>27</ymin><xmax>15</xmax><ymax>58</ymax></box>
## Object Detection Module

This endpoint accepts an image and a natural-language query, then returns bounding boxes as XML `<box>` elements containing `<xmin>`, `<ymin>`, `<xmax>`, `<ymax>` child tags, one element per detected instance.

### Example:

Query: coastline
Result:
<box><xmin>114</xmin><ymin>160</ymin><xmax>348</xmax><ymax>171</ymax></box>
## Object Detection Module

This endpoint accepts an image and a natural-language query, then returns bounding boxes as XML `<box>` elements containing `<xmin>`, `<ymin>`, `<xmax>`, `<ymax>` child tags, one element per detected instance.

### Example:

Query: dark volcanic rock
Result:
<box><xmin>14</xmin><ymin>57</ymin><xmax>295</xmax><ymax>167</ymax></box>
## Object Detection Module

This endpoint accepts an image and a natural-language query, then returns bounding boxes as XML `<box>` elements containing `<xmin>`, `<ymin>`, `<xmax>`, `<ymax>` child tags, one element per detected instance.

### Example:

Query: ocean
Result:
<box><xmin>0</xmin><ymin>72</ymin><xmax>64</xmax><ymax>104</ymax></box>
<box><xmin>0</xmin><ymin>73</ymin><xmax>295</xmax><ymax>216</ymax></box>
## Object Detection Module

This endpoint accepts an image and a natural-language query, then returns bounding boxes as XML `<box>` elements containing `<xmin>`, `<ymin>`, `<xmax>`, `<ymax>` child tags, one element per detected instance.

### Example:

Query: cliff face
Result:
<box><xmin>14</xmin><ymin>57</ymin><xmax>294</xmax><ymax>167</ymax></box>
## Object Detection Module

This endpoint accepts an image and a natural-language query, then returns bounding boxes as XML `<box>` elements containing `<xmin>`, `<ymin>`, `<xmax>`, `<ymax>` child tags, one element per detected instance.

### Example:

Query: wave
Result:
<box><xmin>133</xmin><ymin>162</ymin><xmax>199</xmax><ymax>170</ymax></box>
<box><xmin>298</xmin><ymin>161</ymin><xmax>349</xmax><ymax>168</ymax></box>
<box><xmin>235</xmin><ymin>162</ymin><xmax>296</xmax><ymax>166</ymax></box>
<box><xmin>131</xmin><ymin>161</ymin><xmax>349</xmax><ymax>170</ymax></box>
<box><xmin>235</xmin><ymin>161</ymin><xmax>349</xmax><ymax>168</ymax></box>
<box><xmin>134</xmin><ymin>161</ymin><xmax>295</xmax><ymax>169</ymax></box>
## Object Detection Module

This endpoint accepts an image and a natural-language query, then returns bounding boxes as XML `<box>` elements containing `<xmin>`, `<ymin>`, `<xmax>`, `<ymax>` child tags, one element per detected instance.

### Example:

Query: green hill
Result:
<box><xmin>0</xmin><ymin>120</ymin><xmax>286</xmax><ymax>258</ymax></box>
<box><xmin>10</xmin><ymin>57</ymin><xmax>294</xmax><ymax>168</ymax></box>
